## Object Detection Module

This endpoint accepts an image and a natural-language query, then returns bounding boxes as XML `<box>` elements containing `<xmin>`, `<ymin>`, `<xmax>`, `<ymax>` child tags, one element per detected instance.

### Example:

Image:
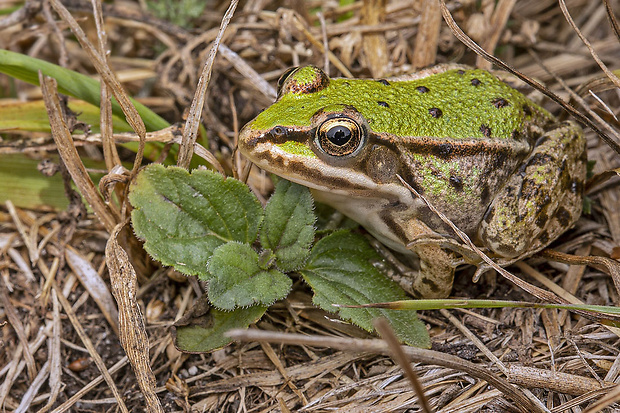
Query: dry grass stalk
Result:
<box><xmin>374</xmin><ymin>318</ymin><xmax>432</xmax><ymax>413</ymax></box>
<box><xmin>53</xmin><ymin>279</ymin><xmax>128</xmax><ymax>412</ymax></box>
<box><xmin>361</xmin><ymin>0</ymin><xmax>388</xmax><ymax>77</ymax></box>
<box><xmin>177</xmin><ymin>0</ymin><xmax>238</xmax><ymax>169</ymax></box>
<box><xmin>412</xmin><ymin>0</ymin><xmax>441</xmax><ymax>69</ymax></box>
<box><xmin>476</xmin><ymin>0</ymin><xmax>516</xmax><ymax>70</ymax></box>
<box><xmin>39</xmin><ymin>74</ymin><xmax>118</xmax><ymax>232</ymax></box>
<box><xmin>0</xmin><ymin>269</ymin><xmax>36</xmax><ymax>381</ymax></box>
<box><xmin>106</xmin><ymin>223</ymin><xmax>163</xmax><ymax>412</ymax></box>
<box><xmin>227</xmin><ymin>328</ymin><xmax>545</xmax><ymax>412</ymax></box>
<box><xmin>558</xmin><ymin>0</ymin><xmax>620</xmax><ymax>91</ymax></box>
<box><xmin>47</xmin><ymin>0</ymin><xmax>147</xmax><ymax>177</ymax></box>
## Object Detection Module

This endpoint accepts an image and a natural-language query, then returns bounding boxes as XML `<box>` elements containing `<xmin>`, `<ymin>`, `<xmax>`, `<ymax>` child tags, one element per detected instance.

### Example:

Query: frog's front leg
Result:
<box><xmin>398</xmin><ymin>220</ymin><xmax>456</xmax><ymax>298</ymax></box>
<box><xmin>409</xmin><ymin>243</ymin><xmax>455</xmax><ymax>298</ymax></box>
<box><xmin>479</xmin><ymin>121</ymin><xmax>586</xmax><ymax>259</ymax></box>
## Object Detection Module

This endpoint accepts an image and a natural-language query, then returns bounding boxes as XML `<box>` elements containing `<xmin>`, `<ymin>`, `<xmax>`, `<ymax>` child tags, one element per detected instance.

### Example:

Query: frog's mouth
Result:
<box><xmin>240</xmin><ymin>129</ymin><xmax>410</xmax><ymax>202</ymax></box>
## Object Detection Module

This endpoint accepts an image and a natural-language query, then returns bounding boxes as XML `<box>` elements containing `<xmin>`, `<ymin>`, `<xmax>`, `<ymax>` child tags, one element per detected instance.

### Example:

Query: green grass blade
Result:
<box><xmin>0</xmin><ymin>49</ymin><xmax>169</xmax><ymax>131</ymax></box>
<box><xmin>0</xmin><ymin>99</ymin><xmax>133</xmax><ymax>133</ymax></box>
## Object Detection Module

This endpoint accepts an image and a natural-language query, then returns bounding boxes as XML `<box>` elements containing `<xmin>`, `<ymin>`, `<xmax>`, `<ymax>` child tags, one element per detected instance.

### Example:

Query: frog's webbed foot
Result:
<box><xmin>408</xmin><ymin>234</ymin><xmax>487</xmax><ymax>267</ymax></box>
<box><xmin>407</xmin><ymin>234</ymin><xmax>520</xmax><ymax>291</ymax></box>
<box><xmin>369</xmin><ymin>237</ymin><xmax>454</xmax><ymax>298</ymax></box>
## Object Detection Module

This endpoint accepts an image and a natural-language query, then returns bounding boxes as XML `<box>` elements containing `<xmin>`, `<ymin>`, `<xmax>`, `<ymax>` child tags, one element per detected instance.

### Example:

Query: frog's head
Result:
<box><xmin>238</xmin><ymin>66</ymin><xmax>397</xmax><ymax>196</ymax></box>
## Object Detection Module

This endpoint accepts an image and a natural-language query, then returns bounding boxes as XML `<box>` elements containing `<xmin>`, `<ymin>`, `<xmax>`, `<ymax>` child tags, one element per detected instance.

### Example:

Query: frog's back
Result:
<box><xmin>256</xmin><ymin>65</ymin><xmax>554</xmax><ymax>144</ymax></box>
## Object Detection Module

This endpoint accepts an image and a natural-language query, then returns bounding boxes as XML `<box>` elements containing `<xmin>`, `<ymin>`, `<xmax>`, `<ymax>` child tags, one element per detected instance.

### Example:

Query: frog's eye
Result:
<box><xmin>316</xmin><ymin>118</ymin><xmax>364</xmax><ymax>157</ymax></box>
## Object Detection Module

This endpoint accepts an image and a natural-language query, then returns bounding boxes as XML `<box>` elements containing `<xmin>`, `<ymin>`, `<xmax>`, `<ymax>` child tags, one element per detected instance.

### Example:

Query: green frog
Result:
<box><xmin>238</xmin><ymin>65</ymin><xmax>586</xmax><ymax>298</ymax></box>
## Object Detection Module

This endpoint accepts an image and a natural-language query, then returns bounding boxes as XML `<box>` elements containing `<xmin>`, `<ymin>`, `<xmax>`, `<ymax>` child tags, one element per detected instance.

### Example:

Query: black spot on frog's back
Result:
<box><xmin>429</xmin><ymin>107</ymin><xmax>443</xmax><ymax>118</ymax></box>
<box><xmin>492</xmin><ymin>98</ymin><xmax>510</xmax><ymax>108</ymax></box>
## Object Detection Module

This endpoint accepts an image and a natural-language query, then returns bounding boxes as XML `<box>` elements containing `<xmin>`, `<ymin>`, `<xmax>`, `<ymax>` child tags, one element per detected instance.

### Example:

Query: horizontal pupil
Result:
<box><xmin>326</xmin><ymin>126</ymin><xmax>351</xmax><ymax>146</ymax></box>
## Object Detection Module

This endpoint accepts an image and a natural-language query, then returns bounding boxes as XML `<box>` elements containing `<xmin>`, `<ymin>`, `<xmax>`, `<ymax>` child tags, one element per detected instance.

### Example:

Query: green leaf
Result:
<box><xmin>260</xmin><ymin>180</ymin><xmax>315</xmax><ymax>272</ymax></box>
<box><xmin>300</xmin><ymin>231</ymin><xmax>430</xmax><ymax>348</ymax></box>
<box><xmin>0</xmin><ymin>49</ymin><xmax>169</xmax><ymax>132</ymax></box>
<box><xmin>207</xmin><ymin>242</ymin><xmax>292</xmax><ymax>310</ymax></box>
<box><xmin>173</xmin><ymin>299</ymin><xmax>267</xmax><ymax>353</ymax></box>
<box><xmin>129</xmin><ymin>164</ymin><xmax>263</xmax><ymax>276</ymax></box>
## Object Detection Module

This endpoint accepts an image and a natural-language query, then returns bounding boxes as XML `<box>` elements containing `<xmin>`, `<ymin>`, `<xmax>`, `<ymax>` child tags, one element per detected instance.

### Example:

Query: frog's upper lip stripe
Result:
<box><xmin>246</xmin><ymin>140</ymin><xmax>412</xmax><ymax>199</ymax></box>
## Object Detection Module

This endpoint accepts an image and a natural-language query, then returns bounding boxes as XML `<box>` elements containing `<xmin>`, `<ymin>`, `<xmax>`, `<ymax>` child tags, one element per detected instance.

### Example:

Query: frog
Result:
<box><xmin>237</xmin><ymin>64</ymin><xmax>586</xmax><ymax>298</ymax></box>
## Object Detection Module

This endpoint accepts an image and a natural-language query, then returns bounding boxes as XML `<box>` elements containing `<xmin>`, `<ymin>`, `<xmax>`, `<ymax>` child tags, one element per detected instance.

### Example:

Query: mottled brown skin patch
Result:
<box><xmin>528</xmin><ymin>153</ymin><xmax>555</xmax><ymax>166</ymax></box>
<box><xmin>534</xmin><ymin>135</ymin><xmax>549</xmax><ymax>148</ymax></box>
<box><xmin>535</xmin><ymin>213</ymin><xmax>548</xmax><ymax>228</ymax></box>
<box><xmin>365</xmin><ymin>146</ymin><xmax>400</xmax><ymax>184</ymax></box>
<box><xmin>480</xmin><ymin>185</ymin><xmax>491</xmax><ymax>206</ymax></box>
<box><xmin>555</xmin><ymin>206</ymin><xmax>572</xmax><ymax>227</ymax></box>
<box><xmin>479</xmin><ymin>121</ymin><xmax>585</xmax><ymax>259</ymax></box>
<box><xmin>420</xmin><ymin>277</ymin><xmax>441</xmax><ymax>292</ymax></box>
